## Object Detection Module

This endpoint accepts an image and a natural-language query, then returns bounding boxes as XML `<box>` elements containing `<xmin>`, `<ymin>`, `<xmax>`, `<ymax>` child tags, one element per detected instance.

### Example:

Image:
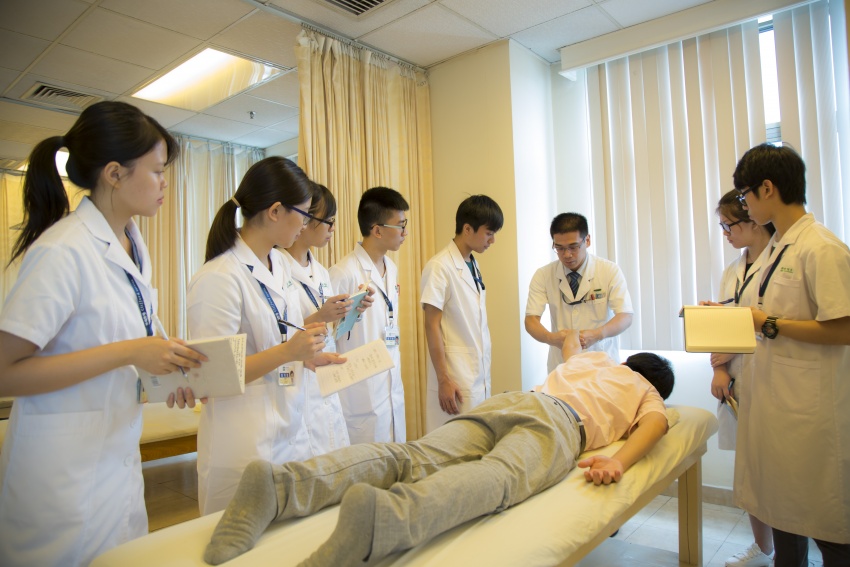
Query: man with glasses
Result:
<box><xmin>731</xmin><ymin>143</ymin><xmax>850</xmax><ymax>567</ymax></box>
<box><xmin>525</xmin><ymin>212</ymin><xmax>633</xmax><ymax>372</ymax></box>
<box><xmin>329</xmin><ymin>187</ymin><xmax>410</xmax><ymax>444</ymax></box>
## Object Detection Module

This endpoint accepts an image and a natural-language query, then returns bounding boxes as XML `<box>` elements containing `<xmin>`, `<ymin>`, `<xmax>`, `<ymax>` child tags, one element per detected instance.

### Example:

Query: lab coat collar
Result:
<box><xmin>283</xmin><ymin>249</ymin><xmax>321</xmax><ymax>293</ymax></box>
<box><xmin>448</xmin><ymin>240</ymin><xmax>479</xmax><ymax>293</ymax></box>
<box><xmin>77</xmin><ymin>197</ymin><xmax>151</xmax><ymax>286</ymax></box>
<box><xmin>774</xmin><ymin>213</ymin><xmax>815</xmax><ymax>249</ymax></box>
<box><xmin>231</xmin><ymin>235</ymin><xmax>286</xmax><ymax>299</ymax></box>
<box><xmin>354</xmin><ymin>242</ymin><xmax>388</xmax><ymax>293</ymax></box>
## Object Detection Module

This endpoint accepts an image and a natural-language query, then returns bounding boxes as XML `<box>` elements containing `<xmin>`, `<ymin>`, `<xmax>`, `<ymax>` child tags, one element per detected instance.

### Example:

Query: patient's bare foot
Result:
<box><xmin>298</xmin><ymin>483</ymin><xmax>377</xmax><ymax>567</ymax></box>
<box><xmin>203</xmin><ymin>460</ymin><xmax>278</xmax><ymax>565</ymax></box>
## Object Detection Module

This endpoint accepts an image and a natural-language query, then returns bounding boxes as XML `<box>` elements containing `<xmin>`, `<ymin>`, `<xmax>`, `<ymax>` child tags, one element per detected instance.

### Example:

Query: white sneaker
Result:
<box><xmin>725</xmin><ymin>542</ymin><xmax>774</xmax><ymax>567</ymax></box>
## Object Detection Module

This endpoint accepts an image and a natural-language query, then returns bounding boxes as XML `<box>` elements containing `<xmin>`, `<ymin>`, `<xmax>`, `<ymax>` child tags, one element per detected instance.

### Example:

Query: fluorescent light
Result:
<box><xmin>18</xmin><ymin>149</ymin><xmax>69</xmax><ymax>177</ymax></box>
<box><xmin>132</xmin><ymin>48</ymin><xmax>283</xmax><ymax>111</ymax></box>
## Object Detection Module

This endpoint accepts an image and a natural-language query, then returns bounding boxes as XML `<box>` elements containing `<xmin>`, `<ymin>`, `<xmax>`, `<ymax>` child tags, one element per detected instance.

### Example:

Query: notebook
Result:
<box><xmin>315</xmin><ymin>339</ymin><xmax>394</xmax><ymax>397</ymax></box>
<box><xmin>680</xmin><ymin>305</ymin><xmax>756</xmax><ymax>353</ymax></box>
<box><xmin>334</xmin><ymin>288</ymin><xmax>370</xmax><ymax>340</ymax></box>
<box><xmin>137</xmin><ymin>334</ymin><xmax>247</xmax><ymax>402</ymax></box>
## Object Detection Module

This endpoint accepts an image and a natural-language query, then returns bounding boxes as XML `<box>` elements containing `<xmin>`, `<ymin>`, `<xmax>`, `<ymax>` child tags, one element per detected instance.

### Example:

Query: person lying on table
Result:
<box><xmin>203</xmin><ymin>330</ymin><xmax>675</xmax><ymax>567</ymax></box>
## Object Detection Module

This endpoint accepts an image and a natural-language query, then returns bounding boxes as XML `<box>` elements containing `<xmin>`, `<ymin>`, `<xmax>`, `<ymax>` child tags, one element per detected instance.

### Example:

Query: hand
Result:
<box><xmin>710</xmin><ymin>367</ymin><xmax>733</xmax><ymax>401</ymax></box>
<box><xmin>549</xmin><ymin>329</ymin><xmax>571</xmax><ymax>347</ymax></box>
<box><xmin>710</xmin><ymin>352</ymin><xmax>735</xmax><ymax>367</ymax></box>
<box><xmin>316</xmin><ymin>294</ymin><xmax>353</xmax><ymax>323</ymax></box>
<box><xmin>749</xmin><ymin>307</ymin><xmax>768</xmax><ymax>331</ymax></box>
<box><xmin>357</xmin><ymin>284</ymin><xmax>375</xmax><ymax>314</ymax></box>
<box><xmin>578</xmin><ymin>455</ymin><xmax>625</xmax><ymax>485</ymax></box>
<box><xmin>438</xmin><ymin>378</ymin><xmax>464</xmax><ymax>415</ymax></box>
<box><xmin>579</xmin><ymin>328</ymin><xmax>603</xmax><ymax>349</ymax></box>
<box><xmin>166</xmin><ymin>387</ymin><xmax>208</xmax><ymax>409</ymax></box>
<box><xmin>282</xmin><ymin>323</ymin><xmax>328</xmax><ymax>361</ymax></box>
<box><xmin>556</xmin><ymin>329</ymin><xmax>581</xmax><ymax>351</ymax></box>
<box><xmin>132</xmin><ymin>337</ymin><xmax>207</xmax><ymax>376</ymax></box>
<box><xmin>305</xmin><ymin>352</ymin><xmax>347</xmax><ymax>371</ymax></box>
<box><xmin>699</xmin><ymin>300</ymin><xmax>725</xmax><ymax>306</ymax></box>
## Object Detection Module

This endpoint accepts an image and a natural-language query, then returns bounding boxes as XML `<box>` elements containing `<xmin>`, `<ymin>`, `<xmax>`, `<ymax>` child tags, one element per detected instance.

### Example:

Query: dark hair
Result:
<box><xmin>550</xmin><ymin>212</ymin><xmax>588</xmax><ymax>239</ymax></box>
<box><xmin>11</xmin><ymin>101</ymin><xmax>178</xmax><ymax>263</ymax></box>
<box><xmin>624</xmin><ymin>353</ymin><xmax>675</xmax><ymax>399</ymax></box>
<box><xmin>357</xmin><ymin>186</ymin><xmax>409</xmax><ymax>236</ymax></box>
<box><xmin>455</xmin><ymin>195</ymin><xmax>503</xmax><ymax>234</ymax></box>
<box><xmin>717</xmin><ymin>189</ymin><xmax>775</xmax><ymax>236</ymax></box>
<box><xmin>309</xmin><ymin>182</ymin><xmax>337</xmax><ymax>221</ymax></box>
<box><xmin>732</xmin><ymin>143</ymin><xmax>806</xmax><ymax>206</ymax></box>
<box><xmin>205</xmin><ymin>157</ymin><xmax>312</xmax><ymax>262</ymax></box>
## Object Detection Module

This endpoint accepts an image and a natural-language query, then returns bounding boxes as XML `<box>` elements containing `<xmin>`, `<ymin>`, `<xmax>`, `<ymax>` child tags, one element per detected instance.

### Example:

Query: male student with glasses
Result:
<box><xmin>524</xmin><ymin>212</ymin><xmax>633</xmax><ymax>372</ymax></box>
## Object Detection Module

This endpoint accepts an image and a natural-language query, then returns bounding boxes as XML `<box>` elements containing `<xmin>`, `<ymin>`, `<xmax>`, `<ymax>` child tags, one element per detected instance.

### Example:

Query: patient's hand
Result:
<box><xmin>578</xmin><ymin>455</ymin><xmax>624</xmax><ymax>485</ymax></box>
<box><xmin>579</xmin><ymin>328</ymin><xmax>603</xmax><ymax>349</ymax></box>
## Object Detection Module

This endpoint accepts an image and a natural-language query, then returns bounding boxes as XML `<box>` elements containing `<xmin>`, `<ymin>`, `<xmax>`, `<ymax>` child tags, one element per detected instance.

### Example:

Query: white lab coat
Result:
<box><xmin>525</xmin><ymin>254</ymin><xmax>633</xmax><ymax>372</ymax></box>
<box><xmin>735</xmin><ymin>214</ymin><xmax>850</xmax><ymax>543</ymax></box>
<box><xmin>714</xmin><ymin>249</ymin><xmax>765</xmax><ymax>450</ymax></box>
<box><xmin>329</xmin><ymin>244</ymin><xmax>405</xmax><ymax>444</ymax></box>
<box><xmin>281</xmin><ymin>249</ymin><xmax>350</xmax><ymax>453</ymax></box>
<box><xmin>188</xmin><ymin>237</ymin><xmax>313</xmax><ymax>515</ymax></box>
<box><xmin>420</xmin><ymin>241</ymin><xmax>491</xmax><ymax>432</ymax></box>
<box><xmin>0</xmin><ymin>197</ymin><xmax>150</xmax><ymax>567</ymax></box>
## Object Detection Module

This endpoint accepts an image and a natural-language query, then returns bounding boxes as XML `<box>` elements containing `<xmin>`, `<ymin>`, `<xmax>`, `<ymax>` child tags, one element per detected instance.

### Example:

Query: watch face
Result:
<box><xmin>762</xmin><ymin>318</ymin><xmax>779</xmax><ymax>339</ymax></box>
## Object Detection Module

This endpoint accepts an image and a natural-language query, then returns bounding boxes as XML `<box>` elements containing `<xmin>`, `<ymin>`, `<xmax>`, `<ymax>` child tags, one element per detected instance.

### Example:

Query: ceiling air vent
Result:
<box><xmin>21</xmin><ymin>83</ymin><xmax>103</xmax><ymax>112</ymax></box>
<box><xmin>322</xmin><ymin>0</ymin><xmax>389</xmax><ymax>17</ymax></box>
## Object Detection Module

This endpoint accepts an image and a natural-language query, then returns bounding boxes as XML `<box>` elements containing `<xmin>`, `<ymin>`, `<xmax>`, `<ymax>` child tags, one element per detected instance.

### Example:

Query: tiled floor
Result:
<box><xmin>143</xmin><ymin>453</ymin><xmax>825</xmax><ymax>566</ymax></box>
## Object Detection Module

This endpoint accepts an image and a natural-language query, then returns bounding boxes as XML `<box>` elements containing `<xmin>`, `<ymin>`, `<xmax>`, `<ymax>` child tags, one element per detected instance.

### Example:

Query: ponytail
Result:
<box><xmin>10</xmin><ymin>136</ymin><xmax>69</xmax><ymax>264</ymax></box>
<box><xmin>205</xmin><ymin>200</ymin><xmax>240</xmax><ymax>262</ymax></box>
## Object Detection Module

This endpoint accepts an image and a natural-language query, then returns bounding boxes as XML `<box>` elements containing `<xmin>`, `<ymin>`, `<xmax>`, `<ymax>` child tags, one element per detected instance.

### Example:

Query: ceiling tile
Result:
<box><xmin>599</xmin><ymin>0</ymin><xmax>714</xmax><ymax>28</ymax></box>
<box><xmin>0</xmin><ymin>67</ymin><xmax>21</xmax><ymax>93</ymax></box>
<box><xmin>0</xmin><ymin>100</ymin><xmax>78</xmax><ymax>131</ymax></box>
<box><xmin>0</xmin><ymin>118</ymin><xmax>64</xmax><ymax>145</ymax></box>
<box><xmin>268</xmin><ymin>115</ymin><xmax>300</xmax><ymax>135</ymax></box>
<box><xmin>440</xmin><ymin>0</ymin><xmax>590</xmax><ymax>37</ymax></box>
<box><xmin>511</xmin><ymin>4</ymin><xmax>619</xmax><ymax>62</ymax></box>
<box><xmin>0</xmin><ymin>0</ymin><xmax>90</xmax><ymax>41</ymax></box>
<box><xmin>246</xmin><ymin>71</ymin><xmax>300</xmax><ymax>108</ymax></box>
<box><xmin>204</xmin><ymin>94</ymin><xmax>298</xmax><ymax>127</ymax></box>
<box><xmin>170</xmin><ymin>114</ymin><xmax>261</xmax><ymax>142</ymax></box>
<box><xmin>30</xmin><ymin>45</ymin><xmax>154</xmax><ymax>94</ymax></box>
<box><xmin>211</xmin><ymin>11</ymin><xmax>302</xmax><ymax>69</ymax></box>
<box><xmin>100</xmin><ymin>0</ymin><xmax>255</xmax><ymax>40</ymax></box>
<box><xmin>232</xmin><ymin>127</ymin><xmax>294</xmax><ymax>149</ymax></box>
<box><xmin>267</xmin><ymin>0</ymin><xmax>432</xmax><ymax>41</ymax></box>
<box><xmin>360</xmin><ymin>4</ymin><xmax>497</xmax><ymax>67</ymax></box>
<box><xmin>62</xmin><ymin>8</ymin><xmax>201</xmax><ymax>70</ymax></box>
<box><xmin>0</xmin><ymin>31</ymin><xmax>51</xmax><ymax>72</ymax></box>
<box><xmin>0</xmin><ymin>139</ymin><xmax>34</xmax><ymax>161</ymax></box>
<box><xmin>115</xmin><ymin>96</ymin><xmax>198</xmax><ymax>129</ymax></box>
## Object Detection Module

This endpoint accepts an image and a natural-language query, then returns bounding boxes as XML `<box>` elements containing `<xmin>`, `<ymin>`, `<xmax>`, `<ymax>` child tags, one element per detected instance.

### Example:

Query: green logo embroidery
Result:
<box><xmin>780</xmin><ymin>267</ymin><xmax>794</xmax><ymax>273</ymax></box>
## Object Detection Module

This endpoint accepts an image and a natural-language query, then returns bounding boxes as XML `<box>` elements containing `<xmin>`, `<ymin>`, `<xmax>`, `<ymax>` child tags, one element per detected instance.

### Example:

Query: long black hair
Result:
<box><xmin>205</xmin><ymin>157</ymin><xmax>313</xmax><ymax>262</ymax></box>
<box><xmin>11</xmin><ymin>101</ymin><xmax>178</xmax><ymax>263</ymax></box>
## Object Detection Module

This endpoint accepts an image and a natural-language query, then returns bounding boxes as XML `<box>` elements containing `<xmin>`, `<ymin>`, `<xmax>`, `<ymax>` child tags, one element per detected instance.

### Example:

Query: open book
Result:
<box><xmin>137</xmin><ymin>334</ymin><xmax>247</xmax><ymax>403</ymax></box>
<box><xmin>680</xmin><ymin>305</ymin><xmax>756</xmax><ymax>353</ymax></box>
<box><xmin>315</xmin><ymin>339</ymin><xmax>394</xmax><ymax>397</ymax></box>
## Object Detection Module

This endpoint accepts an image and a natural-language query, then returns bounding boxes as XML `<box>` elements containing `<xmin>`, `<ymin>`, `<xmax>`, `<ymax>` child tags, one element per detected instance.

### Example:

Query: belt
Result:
<box><xmin>540</xmin><ymin>392</ymin><xmax>586</xmax><ymax>454</ymax></box>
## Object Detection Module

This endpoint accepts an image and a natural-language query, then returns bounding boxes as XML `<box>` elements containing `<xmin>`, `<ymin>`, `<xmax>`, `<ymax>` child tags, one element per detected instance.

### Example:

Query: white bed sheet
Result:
<box><xmin>93</xmin><ymin>405</ymin><xmax>717</xmax><ymax>567</ymax></box>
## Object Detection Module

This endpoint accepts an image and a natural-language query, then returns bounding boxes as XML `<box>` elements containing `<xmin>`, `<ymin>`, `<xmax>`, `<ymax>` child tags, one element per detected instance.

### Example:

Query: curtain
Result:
<box><xmin>137</xmin><ymin>136</ymin><xmax>264</xmax><ymax>338</ymax></box>
<box><xmin>583</xmin><ymin>0</ymin><xmax>849</xmax><ymax>350</ymax></box>
<box><xmin>295</xmin><ymin>28</ymin><xmax>435</xmax><ymax>439</ymax></box>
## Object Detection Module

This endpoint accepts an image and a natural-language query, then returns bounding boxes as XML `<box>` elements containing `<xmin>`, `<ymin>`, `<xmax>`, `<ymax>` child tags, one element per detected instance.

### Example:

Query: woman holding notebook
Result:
<box><xmin>187</xmin><ymin>157</ymin><xmax>344</xmax><ymax>515</ymax></box>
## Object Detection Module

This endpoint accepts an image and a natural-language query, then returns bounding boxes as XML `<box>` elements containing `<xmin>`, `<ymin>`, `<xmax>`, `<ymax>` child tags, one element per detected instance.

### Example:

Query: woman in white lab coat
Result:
<box><xmin>188</xmin><ymin>157</ymin><xmax>341</xmax><ymax>515</ymax></box>
<box><xmin>283</xmin><ymin>183</ymin><xmax>363</xmax><ymax>453</ymax></box>
<box><xmin>701</xmin><ymin>189</ymin><xmax>775</xmax><ymax>566</ymax></box>
<box><xmin>0</xmin><ymin>102</ymin><xmax>205</xmax><ymax>567</ymax></box>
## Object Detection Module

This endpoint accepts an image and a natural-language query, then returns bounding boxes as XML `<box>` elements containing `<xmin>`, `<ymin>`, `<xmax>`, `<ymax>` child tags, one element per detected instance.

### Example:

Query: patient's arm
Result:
<box><xmin>578</xmin><ymin>411</ymin><xmax>668</xmax><ymax>485</ymax></box>
<box><xmin>560</xmin><ymin>330</ymin><xmax>582</xmax><ymax>362</ymax></box>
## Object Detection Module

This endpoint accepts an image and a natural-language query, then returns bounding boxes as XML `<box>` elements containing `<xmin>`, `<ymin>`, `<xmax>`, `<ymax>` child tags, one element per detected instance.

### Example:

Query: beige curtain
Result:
<box><xmin>295</xmin><ymin>28</ymin><xmax>435</xmax><ymax>439</ymax></box>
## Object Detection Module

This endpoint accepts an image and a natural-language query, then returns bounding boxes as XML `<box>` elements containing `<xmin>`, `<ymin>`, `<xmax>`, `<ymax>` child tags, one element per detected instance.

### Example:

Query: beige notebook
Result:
<box><xmin>315</xmin><ymin>339</ymin><xmax>394</xmax><ymax>397</ymax></box>
<box><xmin>681</xmin><ymin>306</ymin><xmax>756</xmax><ymax>353</ymax></box>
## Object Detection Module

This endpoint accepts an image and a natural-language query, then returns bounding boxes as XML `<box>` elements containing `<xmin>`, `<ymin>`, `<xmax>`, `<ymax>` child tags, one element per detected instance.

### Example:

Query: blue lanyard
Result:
<box><xmin>734</xmin><ymin>272</ymin><xmax>756</xmax><ymax>305</ymax></box>
<box><xmin>247</xmin><ymin>265</ymin><xmax>288</xmax><ymax>337</ymax></box>
<box><xmin>757</xmin><ymin>245</ymin><xmax>789</xmax><ymax>307</ymax></box>
<box><xmin>469</xmin><ymin>254</ymin><xmax>485</xmax><ymax>292</ymax></box>
<box><xmin>124</xmin><ymin>271</ymin><xmax>153</xmax><ymax>337</ymax></box>
<box><xmin>300</xmin><ymin>282</ymin><xmax>322</xmax><ymax>311</ymax></box>
<box><xmin>377</xmin><ymin>286</ymin><xmax>394</xmax><ymax>321</ymax></box>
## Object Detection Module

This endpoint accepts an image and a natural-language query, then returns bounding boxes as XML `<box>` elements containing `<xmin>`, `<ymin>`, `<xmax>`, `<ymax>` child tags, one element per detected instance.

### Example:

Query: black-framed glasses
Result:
<box><xmin>719</xmin><ymin>219</ymin><xmax>748</xmax><ymax>232</ymax></box>
<box><xmin>736</xmin><ymin>182</ymin><xmax>760</xmax><ymax>205</ymax></box>
<box><xmin>375</xmin><ymin>219</ymin><xmax>408</xmax><ymax>231</ymax></box>
<box><xmin>287</xmin><ymin>205</ymin><xmax>313</xmax><ymax>226</ymax></box>
<box><xmin>553</xmin><ymin>241</ymin><xmax>584</xmax><ymax>254</ymax></box>
<box><xmin>313</xmin><ymin>216</ymin><xmax>335</xmax><ymax>229</ymax></box>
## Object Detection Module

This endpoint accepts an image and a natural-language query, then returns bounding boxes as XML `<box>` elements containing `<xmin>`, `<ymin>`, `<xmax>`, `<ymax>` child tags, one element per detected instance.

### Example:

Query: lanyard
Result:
<box><xmin>247</xmin><ymin>265</ymin><xmax>288</xmax><ymax>337</ymax></box>
<box><xmin>734</xmin><ymin>272</ymin><xmax>756</xmax><ymax>305</ymax></box>
<box><xmin>757</xmin><ymin>245</ymin><xmax>789</xmax><ymax>307</ymax></box>
<box><xmin>376</xmin><ymin>286</ymin><xmax>394</xmax><ymax>322</ymax></box>
<box><xmin>300</xmin><ymin>282</ymin><xmax>321</xmax><ymax>311</ymax></box>
<box><xmin>124</xmin><ymin>271</ymin><xmax>153</xmax><ymax>337</ymax></box>
<box><xmin>468</xmin><ymin>254</ymin><xmax>485</xmax><ymax>292</ymax></box>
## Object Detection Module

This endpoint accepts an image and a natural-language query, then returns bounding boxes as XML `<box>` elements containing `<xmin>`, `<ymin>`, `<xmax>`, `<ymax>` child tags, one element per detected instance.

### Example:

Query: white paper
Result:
<box><xmin>315</xmin><ymin>339</ymin><xmax>394</xmax><ymax>397</ymax></box>
<box><xmin>138</xmin><ymin>334</ymin><xmax>247</xmax><ymax>402</ymax></box>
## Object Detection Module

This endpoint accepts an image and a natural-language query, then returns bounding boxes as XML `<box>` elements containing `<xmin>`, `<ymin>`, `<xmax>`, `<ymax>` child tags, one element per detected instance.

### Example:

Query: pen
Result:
<box><xmin>281</xmin><ymin>319</ymin><xmax>329</xmax><ymax>342</ymax></box>
<box><xmin>718</xmin><ymin>298</ymin><xmax>735</xmax><ymax>304</ymax></box>
<box><xmin>152</xmin><ymin>315</ymin><xmax>188</xmax><ymax>378</ymax></box>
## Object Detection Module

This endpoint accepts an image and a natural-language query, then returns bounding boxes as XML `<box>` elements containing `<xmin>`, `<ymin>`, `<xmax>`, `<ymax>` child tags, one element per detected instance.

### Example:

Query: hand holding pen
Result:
<box><xmin>280</xmin><ymin>321</ymin><xmax>328</xmax><ymax>361</ymax></box>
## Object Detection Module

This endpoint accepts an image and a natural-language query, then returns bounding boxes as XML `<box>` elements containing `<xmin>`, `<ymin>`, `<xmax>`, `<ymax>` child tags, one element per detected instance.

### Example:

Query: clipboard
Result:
<box><xmin>137</xmin><ymin>334</ymin><xmax>247</xmax><ymax>402</ymax></box>
<box><xmin>680</xmin><ymin>305</ymin><xmax>756</xmax><ymax>353</ymax></box>
<box><xmin>334</xmin><ymin>289</ymin><xmax>369</xmax><ymax>340</ymax></box>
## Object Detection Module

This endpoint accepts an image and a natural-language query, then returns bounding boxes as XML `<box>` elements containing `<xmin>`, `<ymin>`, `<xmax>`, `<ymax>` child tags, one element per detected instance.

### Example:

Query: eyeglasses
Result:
<box><xmin>553</xmin><ymin>241</ymin><xmax>584</xmax><ymax>254</ymax></box>
<box><xmin>719</xmin><ymin>219</ymin><xmax>748</xmax><ymax>232</ymax></box>
<box><xmin>375</xmin><ymin>219</ymin><xmax>408</xmax><ymax>231</ymax></box>
<box><xmin>736</xmin><ymin>182</ymin><xmax>760</xmax><ymax>205</ymax></box>
<box><xmin>313</xmin><ymin>216</ymin><xmax>335</xmax><ymax>229</ymax></box>
<box><xmin>287</xmin><ymin>205</ymin><xmax>313</xmax><ymax>226</ymax></box>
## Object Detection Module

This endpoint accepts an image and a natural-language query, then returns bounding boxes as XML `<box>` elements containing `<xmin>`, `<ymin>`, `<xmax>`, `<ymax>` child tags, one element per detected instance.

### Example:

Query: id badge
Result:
<box><xmin>384</xmin><ymin>325</ymin><xmax>400</xmax><ymax>347</ymax></box>
<box><xmin>278</xmin><ymin>365</ymin><xmax>294</xmax><ymax>386</ymax></box>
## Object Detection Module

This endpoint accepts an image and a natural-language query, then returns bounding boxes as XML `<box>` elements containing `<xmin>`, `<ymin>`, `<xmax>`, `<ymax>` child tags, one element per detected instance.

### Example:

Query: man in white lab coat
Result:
<box><xmin>330</xmin><ymin>187</ymin><xmax>409</xmax><ymax>444</ymax></box>
<box><xmin>732</xmin><ymin>143</ymin><xmax>850</xmax><ymax>567</ymax></box>
<box><xmin>525</xmin><ymin>213</ymin><xmax>633</xmax><ymax>371</ymax></box>
<box><xmin>421</xmin><ymin>195</ymin><xmax>503</xmax><ymax>432</ymax></box>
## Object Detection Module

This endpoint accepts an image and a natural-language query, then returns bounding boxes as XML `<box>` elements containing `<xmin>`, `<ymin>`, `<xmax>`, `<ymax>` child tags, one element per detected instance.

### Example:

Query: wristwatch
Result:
<box><xmin>761</xmin><ymin>315</ymin><xmax>779</xmax><ymax>339</ymax></box>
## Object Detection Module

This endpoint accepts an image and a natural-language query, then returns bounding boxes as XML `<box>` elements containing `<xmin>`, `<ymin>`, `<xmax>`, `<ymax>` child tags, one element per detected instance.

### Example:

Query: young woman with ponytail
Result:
<box><xmin>0</xmin><ymin>101</ymin><xmax>206</xmax><ymax>567</ymax></box>
<box><xmin>187</xmin><ymin>157</ymin><xmax>343</xmax><ymax>516</ymax></box>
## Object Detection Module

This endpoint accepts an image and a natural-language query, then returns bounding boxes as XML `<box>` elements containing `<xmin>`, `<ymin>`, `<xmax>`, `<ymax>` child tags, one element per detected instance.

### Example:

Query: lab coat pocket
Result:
<box><xmin>590</xmin><ymin>297</ymin><xmax>609</xmax><ymax>319</ymax></box>
<box><xmin>438</xmin><ymin>346</ymin><xmax>481</xmax><ymax>394</ymax></box>
<box><xmin>770</xmin><ymin>276</ymin><xmax>805</xmax><ymax>319</ymax></box>
<box><xmin>768</xmin><ymin>354</ymin><xmax>820</xmax><ymax>415</ymax></box>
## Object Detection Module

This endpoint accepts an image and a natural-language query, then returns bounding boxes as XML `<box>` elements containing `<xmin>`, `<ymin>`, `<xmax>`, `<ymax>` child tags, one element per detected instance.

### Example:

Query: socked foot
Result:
<box><xmin>203</xmin><ymin>460</ymin><xmax>278</xmax><ymax>565</ymax></box>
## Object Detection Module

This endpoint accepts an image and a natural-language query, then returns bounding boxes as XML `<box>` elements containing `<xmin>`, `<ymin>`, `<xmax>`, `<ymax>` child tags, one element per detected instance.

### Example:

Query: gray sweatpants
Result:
<box><xmin>271</xmin><ymin>391</ymin><xmax>582</xmax><ymax>557</ymax></box>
